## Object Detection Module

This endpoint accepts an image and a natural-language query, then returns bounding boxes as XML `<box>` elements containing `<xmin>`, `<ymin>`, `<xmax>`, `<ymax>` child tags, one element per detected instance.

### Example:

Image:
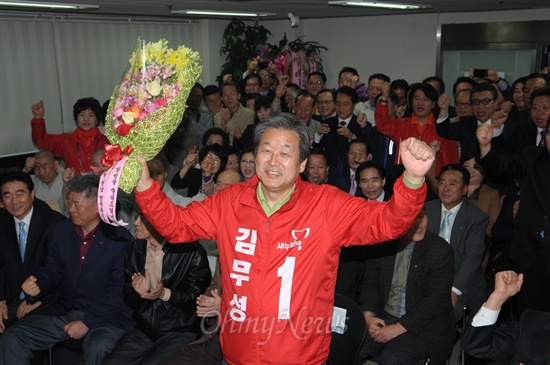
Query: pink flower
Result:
<box><xmin>139</xmin><ymin>110</ymin><xmax>149</xmax><ymax>120</ymax></box>
<box><xmin>113</xmin><ymin>107</ymin><xmax>123</xmax><ymax>117</ymax></box>
<box><xmin>144</xmin><ymin>102</ymin><xmax>157</xmax><ymax>113</ymax></box>
<box><xmin>154</xmin><ymin>98</ymin><xmax>167</xmax><ymax>108</ymax></box>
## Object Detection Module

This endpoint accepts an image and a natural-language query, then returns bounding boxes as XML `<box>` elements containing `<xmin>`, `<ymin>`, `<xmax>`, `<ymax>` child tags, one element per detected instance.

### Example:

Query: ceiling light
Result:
<box><xmin>328</xmin><ymin>1</ymin><xmax>430</xmax><ymax>10</ymax></box>
<box><xmin>0</xmin><ymin>0</ymin><xmax>98</xmax><ymax>9</ymax></box>
<box><xmin>172</xmin><ymin>10</ymin><xmax>276</xmax><ymax>18</ymax></box>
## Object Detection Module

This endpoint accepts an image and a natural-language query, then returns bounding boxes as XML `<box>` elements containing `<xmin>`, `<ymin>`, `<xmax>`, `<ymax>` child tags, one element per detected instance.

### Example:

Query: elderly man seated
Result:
<box><xmin>22</xmin><ymin>150</ymin><xmax>64</xmax><ymax>209</ymax></box>
<box><xmin>0</xmin><ymin>174</ymin><xmax>135</xmax><ymax>365</ymax></box>
<box><xmin>359</xmin><ymin>210</ymin><xmax>456</xmax><ymax>365</ymax></box>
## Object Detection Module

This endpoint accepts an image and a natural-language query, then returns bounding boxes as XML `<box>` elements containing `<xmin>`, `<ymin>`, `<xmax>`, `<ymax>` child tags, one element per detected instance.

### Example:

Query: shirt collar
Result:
<box><xmin>74</xmin><ymin>222</ymin><xmax>100</xmax><ymax>241</ymax></box>
<box><xmin>477</xmin><ymin>119</ymin><xmax>492</xmax><ymax>126</ymax></box>
<box><xmin>339</xmin><ymin>115</ymin><xmax>352</xmax><ymax>126</ymax></box>
<box><xmin>14</xmin><ymin>206</ymin><xmax>34</xmax><ymax>227</ymax></box>
<box><xmin>441</xmin><ymin>201</ymin><xmax>462</xmax><ymax>216</ymax></box>
<box><xmin>256</xmin><ymin>182</ymin><xmax>295</xmax><ymax>217</ymax></box>
<box><xmin>147</xmin><ymin>238</ymin><xmax>167</xmax><ymax>251</ymax></box>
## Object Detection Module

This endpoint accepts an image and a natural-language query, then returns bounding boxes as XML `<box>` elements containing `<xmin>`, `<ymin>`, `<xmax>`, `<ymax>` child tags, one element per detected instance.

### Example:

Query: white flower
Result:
<box><xmin>146</xmin><ymin>81</ymin><xmax>162</xmax><ymax>97</ymax></box>
<box><xmin>122</xmin><ymin>111</ymin><xmax>137</xmax><ymax>125</ymax></box>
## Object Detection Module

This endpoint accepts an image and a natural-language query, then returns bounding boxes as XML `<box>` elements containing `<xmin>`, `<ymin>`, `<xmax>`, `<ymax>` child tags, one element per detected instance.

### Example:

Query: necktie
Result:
<box><xmin>18</xmin><ymin>221</ymin><xmax>28</xmax><ymax>300</ymax></box>
<box><xmin>339</xmin><ymin>121</ymin><xmax>346</xmax><ymax>127</ymax></box>
<box><xmin>18</xmin><ymin>221</ymin><xmax>27</xmax><ymax>261</ymax></box>
<box><xmin>539</xmin><ymin>130</ymin><xmax>546</xmax><ymax>147</ymax></box>
<box><xmin>439</xmin><ymin>210</ymin><xmax>452</xmax><ymax>243</ymax></box>
<box><xmin>385</xmin><ymin>245</ymin><xmax>414</xmax><ymax>317</ymax></box>
<box><xmin>349</xmin><ymin>173</ymin><xmax>356</xmax><ymax>195</ymax></box>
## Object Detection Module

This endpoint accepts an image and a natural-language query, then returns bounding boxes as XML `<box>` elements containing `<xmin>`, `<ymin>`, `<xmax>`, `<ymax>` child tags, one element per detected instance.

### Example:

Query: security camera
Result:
<box><xmin>288</xmin><ymin>12</ymin><xmax>299</xmax><ymax>28</ymax></box>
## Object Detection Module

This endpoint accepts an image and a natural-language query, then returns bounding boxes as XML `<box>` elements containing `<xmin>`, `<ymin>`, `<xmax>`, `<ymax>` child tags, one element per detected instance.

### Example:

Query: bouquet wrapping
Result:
<box><xmin>99</xmin><ymin>38</ymin><xmax>202</xmax><ymax>225</ymax></box>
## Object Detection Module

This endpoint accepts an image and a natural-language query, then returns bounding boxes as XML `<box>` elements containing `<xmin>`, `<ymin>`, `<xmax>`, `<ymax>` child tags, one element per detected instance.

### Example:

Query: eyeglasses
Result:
<box><xmin>240</xmin><ymin>159</ymin><xmax>255</xmax><ymax>166</ymax></box>
<box><xmin>308</xmin><ymin>80</ymin><xmax>323</xmax><ymax>85</ymax></box>
<box><xmin>455</xmin><ymin>101</ymin><xmax>471</xmax><ymax>108</ymax></box>
<box><xmin>223</xmin><ymin>92</ymin><xmax>238</xmax><ymax>97</ymax></box>
<box><xmin>205</xmin><ymin>154</ymin><xmax>221</xmax><ymax>165</ymax></box>
<box><xmin>259</xmin><ymin>75</ymin><xmax>272</xmax><ymax>79</ymax></box>
<box><xmin>471</xmin><ymin>98</ymin><xmax>494</xmax><ymax>106</ymax></box>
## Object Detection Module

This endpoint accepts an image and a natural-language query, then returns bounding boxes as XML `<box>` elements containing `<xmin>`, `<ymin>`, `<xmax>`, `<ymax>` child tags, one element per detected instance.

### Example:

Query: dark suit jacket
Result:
<box><xmin>327</xmin><ymin>159</ymin><xmax>353</xmax><ymax>193</ymax></box>
<box><xmin>34</xmin><ymin>219</ymin><xmax>135</xmax><ymax>331</ymax></box>
<box><xmin>359</xmin><ymin>125</ymin><xmax>396</xmax><ymax>172</ymax></box>
<box><xmin>462</xmin><ymin>310</ymin><xmax>550</xmax><ymax>364</ymax></box>
<box><xmin>478</xmin><ymin>146</ymin><xmax>550</xmax><ymax>276</ymax></box>
<box><xmin>502</xmin><ymin>117</ymin><xmax>539</xmax><ymax>155</ymax></box>
<box><xmin>435</xmin><ymin>116</ymin><xmax>514</xmax><ymax>159</ymax></box>
<box><xmin>360</xmin><ymin>231</ymin><xmax>456</xmax><ymax>364</ymax></box>
<box><xmin>0</xmin><ymin>198</ymin><xmax>65</xmax><ymax>305</ymax></box>
<box><xmin>425</xmin><ymin>199</ymin><xmax>489</xmax><ymax>315</ymax></box>
<box><xmin>313</xmin><ymin>115</ymin><xmax>362</xmax><ymax>166</ymax></box>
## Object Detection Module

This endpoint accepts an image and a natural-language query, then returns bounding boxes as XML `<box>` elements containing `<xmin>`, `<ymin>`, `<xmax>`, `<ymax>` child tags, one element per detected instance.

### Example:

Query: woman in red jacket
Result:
<box><xmin>31</xmin><ymin>98</ymin><xmax>109</xmax><ymax>175</ymax></box>
<box><xmin>375</xmin><ymin>83</ymin><xmax>459</xmax><ymax>175</ymax></box>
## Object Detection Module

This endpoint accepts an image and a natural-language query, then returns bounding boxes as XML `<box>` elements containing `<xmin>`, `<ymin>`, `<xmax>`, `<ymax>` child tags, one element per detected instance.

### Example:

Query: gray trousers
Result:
<box><xmin>0</xmin><ymin>309</ymin><xmax>126</xmax><ymax>365</ymax></box>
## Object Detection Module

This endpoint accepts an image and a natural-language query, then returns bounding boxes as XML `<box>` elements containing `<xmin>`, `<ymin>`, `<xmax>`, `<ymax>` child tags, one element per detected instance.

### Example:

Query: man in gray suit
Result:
<box><xmin>425</xmin><ymin>164</ymin><xmax>489</xmax><ymax>320</ymax></box>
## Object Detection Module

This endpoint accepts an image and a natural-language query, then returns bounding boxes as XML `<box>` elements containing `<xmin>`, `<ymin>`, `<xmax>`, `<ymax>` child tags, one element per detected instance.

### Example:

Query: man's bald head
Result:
<box><xmin>215</xmin><ymin>170</ymin><xmax>241</xmax><ymax>192</ymax></box>
<box><xmin>33</xmin><ymin>150</ymin><xmax>59</xmax><ymax>186</ymax></box>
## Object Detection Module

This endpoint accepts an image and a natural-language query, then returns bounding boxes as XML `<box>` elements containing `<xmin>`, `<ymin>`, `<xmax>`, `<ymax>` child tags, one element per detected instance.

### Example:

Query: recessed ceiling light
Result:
<box><xmin>328</xmin><ymin>1</ymin><xmax>430</xmax><ymax>10</ymax></box>
<box><xmin>172</xmin><ymin>10</ymin><xmax>276</xmax><ymax>18</ymax></box>
<box><xmin>0</xmin><ymin>0</ymin><xmax>98</xmax><ymax>9</ymax></box>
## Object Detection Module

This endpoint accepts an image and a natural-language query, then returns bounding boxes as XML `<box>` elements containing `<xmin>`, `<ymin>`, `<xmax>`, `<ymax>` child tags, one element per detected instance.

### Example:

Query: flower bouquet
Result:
<box><xmin>99</xmin><ymin>38</ymin><xmax>202</xmax><ymax>225</ymax></box>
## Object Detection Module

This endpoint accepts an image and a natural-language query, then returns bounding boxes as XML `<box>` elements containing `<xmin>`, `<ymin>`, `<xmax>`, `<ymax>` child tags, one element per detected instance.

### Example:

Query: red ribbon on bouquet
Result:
<box><xmin>100</xmin><ymin>144</ymin><xmax>134</xmax><ymax>167</ymax></box>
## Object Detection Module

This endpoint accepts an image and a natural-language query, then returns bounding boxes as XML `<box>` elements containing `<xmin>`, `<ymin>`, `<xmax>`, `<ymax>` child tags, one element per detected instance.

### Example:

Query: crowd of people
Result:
<box><xmin>1</xmin><ymin>61</ymin><xmax>550</xmax><ymax>365</ymax></box>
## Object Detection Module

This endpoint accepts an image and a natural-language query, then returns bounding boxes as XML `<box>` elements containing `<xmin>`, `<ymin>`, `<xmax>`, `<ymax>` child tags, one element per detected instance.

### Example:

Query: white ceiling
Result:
<box><xmin>2</xmin><ymin>0</ymin><xmax>550</xmax><ymax>21</ymax></box>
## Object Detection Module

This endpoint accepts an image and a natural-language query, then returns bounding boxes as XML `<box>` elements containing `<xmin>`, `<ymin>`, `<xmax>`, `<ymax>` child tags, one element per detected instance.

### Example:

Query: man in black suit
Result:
<box><xmin>313</xmin><ymin>86</ymin><xmax>363</xmax><ymax>168</ymax></box>
<box><xmin>355</xmin><ymin>160</ymin><xmax>392</xmax><ymax>201</ymax></box>
<box><xmin>477</xmin><ymin>110</ymin><xmax>550</xmax><ymax>314</ymax></box>
<box><xmin>0</xmin><ymin>174</ymin><xmax>135</xmax><ymax>365</ymax></box>
<box><xmin>359</xmin><ymin>210</ymin><xmax>456</xmax><ymax>364</ymax></box>
<box><xmin>425</xmin><ymin>164</ymin><xmax>489</xmax><ymax>320</ymax></box>
<box><xmin>503</xmin><ymin>75</ymin><xmax>550</xmax><ymax>154</ymax></box>
<box><xmin>0</xmin><ymin>172</ymin><xmax>64</xmax><ymax>332</ymax></box>
<box><xmin>328</xmin><ymin>139</ymin><xmax>370</xmax><ymax>195</ymax></box>
<box><xmin>435</xmin><ymin>83</ymin><xmax>515</xmax><ymax>159</ymax></box>
<box><xmin>303</xmin><ymin>149</ymin><xmax>329</xmax><ymax>185</ymax></box>
<box><xmin>462</xmin><ymin>270</ymin><xmax>550</xmax><ymax>364</ymax></box>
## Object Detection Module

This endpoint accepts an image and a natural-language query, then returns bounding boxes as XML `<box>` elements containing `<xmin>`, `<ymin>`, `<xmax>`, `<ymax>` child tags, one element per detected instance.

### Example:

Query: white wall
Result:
<box><xmin>2</xmin><ymin>8</ymin><xmax>550</xmax><ymax>158</ymax></box>
<box><xmin>260</xmin><ymin>8</ymin><xmax>550</xmax><ymax>88</ymax></box>
<box><xmin>202</xmin><ymin>19</ymin><xmax>230</xmax><ymax>85</ymax></box>
<box><xmin>0</xmin><ymin>17</ymin><xmax>225</xmax><ymax>157</ymax></box>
